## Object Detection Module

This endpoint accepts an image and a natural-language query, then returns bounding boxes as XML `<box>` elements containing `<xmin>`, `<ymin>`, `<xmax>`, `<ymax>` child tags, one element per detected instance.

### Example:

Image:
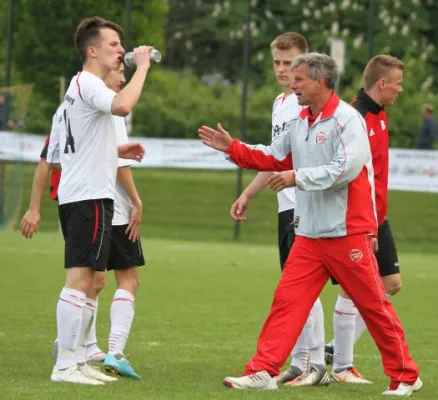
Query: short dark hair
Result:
<box><xmin>270</xmin><ymin>32</ymin><xmax>308</xmax><ymax>54</ymax></box>
<box><xmin>363</xmin><ymin>55</ymin><xmax>405</xmax><ymax>91</ymax></box>
<box><xmin>74</xmin><ymin>16</ymin><xmax>124</xmax><ymax>62</ymax></box>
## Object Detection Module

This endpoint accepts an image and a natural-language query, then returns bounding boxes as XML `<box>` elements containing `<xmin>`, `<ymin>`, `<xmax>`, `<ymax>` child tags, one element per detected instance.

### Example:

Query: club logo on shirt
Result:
<box><xmin>369</xmin><ymin>128</ymin><xmax>375</xmax><ymax>137</ymax></box>
<box><xmin>349</xmin><ymin>249</ymin><xmax>363</xmax><ymax>263</ymax></box>
<box><xmin>316</xmin><ymin>131</ymin><xmax>327</xmax><ymax>144</ymax></box>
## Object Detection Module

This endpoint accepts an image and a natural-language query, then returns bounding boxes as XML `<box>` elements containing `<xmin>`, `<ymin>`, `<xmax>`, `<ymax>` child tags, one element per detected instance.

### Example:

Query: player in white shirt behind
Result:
<box><xmin>49</xmin><ymin>16</ymin><xmax>151</xmax><ymax>385</ymax></box>
<box><xmin>48</xmin><ymin>64</ymin><xmax>145</xmax><ymax>380</ymax></box>
<box><xmin>230</xmin><ymin>32</ymin><xmax>328</xmax><ymax>387</ymax></box>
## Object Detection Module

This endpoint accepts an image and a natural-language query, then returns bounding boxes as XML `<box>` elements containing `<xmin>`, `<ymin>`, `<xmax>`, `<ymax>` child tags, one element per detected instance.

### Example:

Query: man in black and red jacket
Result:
<box><xmin>327</xmin><ymin>55</ymin><xmax>407</xmax><ymax>385</ymax></box>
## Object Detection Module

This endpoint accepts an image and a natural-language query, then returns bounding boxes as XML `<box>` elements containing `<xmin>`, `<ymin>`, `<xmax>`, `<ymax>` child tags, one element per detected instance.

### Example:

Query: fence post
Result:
<box><xmin>233</xmin><ymin>0</ymin><xmax>251</xmax><ymax>240</ymax></box>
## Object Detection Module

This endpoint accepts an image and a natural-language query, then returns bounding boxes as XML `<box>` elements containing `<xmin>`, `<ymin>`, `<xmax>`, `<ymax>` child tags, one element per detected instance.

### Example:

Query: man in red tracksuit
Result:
<box><xmin>327</xmin><ymin>55</ymin><xmax>407</xmax><ymax>384</ymax></box>
<box><xmin>198</xmin><ymin>52</ymin><xmax>421</xmax><ymax>396</ymax></box>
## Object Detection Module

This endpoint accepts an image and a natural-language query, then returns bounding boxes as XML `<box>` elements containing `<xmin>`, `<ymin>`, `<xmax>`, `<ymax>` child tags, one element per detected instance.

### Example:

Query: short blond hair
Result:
<box><xmin>363</xmin><ymin>55</ymin><xmax>405</xmax><ymax>91</ymax></box>
<box><xmin>270</xmin><ymin>32</ymin><xmax>308</xmax><ymax>53</ymax></box>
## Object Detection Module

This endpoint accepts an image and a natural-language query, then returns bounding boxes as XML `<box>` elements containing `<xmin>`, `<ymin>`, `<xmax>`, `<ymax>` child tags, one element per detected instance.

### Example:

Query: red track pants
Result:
<box><xmin>245</xmin><ymin>234</ymin><xmax>419</xmax><ymax>386</ymax></box>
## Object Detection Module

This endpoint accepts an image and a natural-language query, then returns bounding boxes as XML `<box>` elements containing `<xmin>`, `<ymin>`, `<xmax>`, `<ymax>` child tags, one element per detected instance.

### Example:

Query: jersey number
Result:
<box><xmin>63</xmin><ymin>109</ymin><xmax>75</xmax><ymax>153</ymax></box>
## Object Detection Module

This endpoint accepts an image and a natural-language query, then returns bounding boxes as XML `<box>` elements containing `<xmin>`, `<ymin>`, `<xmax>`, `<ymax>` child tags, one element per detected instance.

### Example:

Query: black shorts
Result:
<box><xmin>59</xmin><ymin>198</ymin><xmax>114</xmax><ymax>271</ymax></box>
<box><xmin>107</xmin><ymin>224</ymin><xmax>145</xmax><ymax>271</ymax></box>
<box><xmin>331</xmin><ymin>219</ymin><xmax>400</xmax><ymax>285</ymax></box>
<box><xmin>278</xmin><ymin>208</ymin><xmax>296</xmax><ymax>271</ymax></box>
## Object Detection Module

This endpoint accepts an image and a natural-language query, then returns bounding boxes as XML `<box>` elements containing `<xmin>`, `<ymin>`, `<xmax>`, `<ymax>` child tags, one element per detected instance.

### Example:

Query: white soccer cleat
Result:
<box><xmin>79</xmin><ymin>364</ymin><xmax>118</xmax><ymax>382</ymax></box>
<box><xmin>223</xmin><ymin>371</ymin><xmax>278</xmax><ymax>390</ymax></box>
<box><xmin>381</xmin><ymin>377</ymin><xmax>423</xmax><ymax>397</ymax></box>
<box><xmin>413</xmin><ymin>377</ymin><xmax>423</xmax><ymax>392</ymax></box>
<box><xmin>331</xmin><ymin>367</ymin><xmax>373</xmax><ymax>384</ymax></box>
<box><xmin>284</xmin><ymin>364</ymin><xmax>330</xmax><ymax>387</ymax></box>
<box><xmin>51</xmin><ymin>365</ymin><xmax>104</xmax><ymax>385</ymax></box>
<box><xmin>87</xmin><ymin>345</ymin><xmax>107</xmax><ymax>362</ymax></box>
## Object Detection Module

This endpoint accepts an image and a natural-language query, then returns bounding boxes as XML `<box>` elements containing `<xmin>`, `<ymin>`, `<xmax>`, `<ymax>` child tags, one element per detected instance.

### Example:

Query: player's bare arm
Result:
<box><xmin>230</xmin><ymin>172</ymin><xmax>273</xmax><ymax>221</ymax></box>
<box><xmin>117</xmin><ymin>166</ymin><xmax>142</xmax><ymax>242</ymax></box>
<box><xmin>21</xmin><ymin>158</ymin><xmax>50</xmax><ymax>239</ymax></box>
<box><xmin>111</xmin><ymin>46</ymin><xmax>153</xmax><ymax>116</ymax></box>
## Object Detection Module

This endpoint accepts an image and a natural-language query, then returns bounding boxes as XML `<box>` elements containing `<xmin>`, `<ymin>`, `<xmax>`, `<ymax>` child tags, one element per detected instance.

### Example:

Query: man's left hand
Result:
<box><xmin>266</xmin><ymin>171</ymin><xmax>296</xmax><ymax>192</ymax></box>
<box><xmin>118</xmin><ymin>143</ymin><xmax>145</xmax><ymax>162</ymax></box>
<box><xmin>126</xmin><ymin>202</ymin><xmax>142</xmax><ymax>242</ymax></box>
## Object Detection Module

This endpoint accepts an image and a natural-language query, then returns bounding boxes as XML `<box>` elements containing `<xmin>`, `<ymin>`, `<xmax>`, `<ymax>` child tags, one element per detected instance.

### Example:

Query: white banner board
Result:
<box><xmin>388</xmin><ymin>148</ymin><xmax>438</xmax><ymax>193</ymax></box>
<box><xmin>2</xmin><ymin>131</ymin><xmax>438</xmax><ymax>193</ymax></box>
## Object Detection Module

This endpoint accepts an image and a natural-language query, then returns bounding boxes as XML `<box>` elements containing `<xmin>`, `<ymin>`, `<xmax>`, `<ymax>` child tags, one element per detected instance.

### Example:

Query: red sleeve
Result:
<box><xmin>365</xmin><ymin>115</ymin><xmax>384</xmax><ymax>176</ymax></box>
<box><xmin>40</xmin><ymin>134</ymin><xmax>51</xmax><ymax>159</ymax></box>
<box><xmin>226</xmin><ymin>139</ymin><xmax>293</xmax><ymax>171</ymax></box>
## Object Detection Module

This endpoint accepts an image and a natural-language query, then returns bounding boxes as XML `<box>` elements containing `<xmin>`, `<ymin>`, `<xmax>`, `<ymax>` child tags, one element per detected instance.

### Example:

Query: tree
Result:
<box><xmin>11</xmin><ymin>0</ymin><xmax>167</xmax><ymax>133</ymax></box>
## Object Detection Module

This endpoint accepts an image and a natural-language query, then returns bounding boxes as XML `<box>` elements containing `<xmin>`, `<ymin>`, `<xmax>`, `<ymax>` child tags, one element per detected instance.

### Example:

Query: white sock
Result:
<box><xmin>354</xmin><ymin>293</ymin><xmax>391</xmax><ymax>343</ymax></box>
<box><xmin>308</xmin><ymin>298</ymin><xmax>325</xmax><ymax>366</ymax></box>
<box><xmin>109</xmin><ymin>289</ymin><xmax>135</xmax><ymax>356</ymax></box>
<box><xmin>55</xmin><ymin>287</ymin><xmax>85</xmax><ymax>370</ymax></box>
<box><xmin>86</xmin><ymin>297</ymin><xmax>98</xmax><ymax>347</ymax></box>
<box><xmin>290</xmin><ymin>326</ymin><xmax>309</xmax><ymax>371</ymax></box>
<box><xmin>76</xmin><ymin>297</ymin><xmax>96</xmax><ymax>365</ymax></box>
<box><xmin>333</xmin><ymin>295</ymin><xmax>357</xmax><ymax>372</ymax></box>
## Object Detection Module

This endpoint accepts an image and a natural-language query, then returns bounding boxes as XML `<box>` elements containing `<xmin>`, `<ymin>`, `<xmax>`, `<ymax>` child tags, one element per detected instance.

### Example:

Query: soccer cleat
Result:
<box><xmin>284</xmin><ymin>364</ymin><xmax>330</xmax><ymax>387</ymax></box>
<box><xmin>325</xmin><ymin>344</ymin><xmax>334</xmax><ymax>365</ymax></box>
<box><xmin>87</xmin><ymin>345</ymin><xmax>107</xmax><ymax>362</ymax></box>
<box><xmin>223</xmin><ymin>370</ymin><xmax>278</xmax><ymax>390</ymax></box>
<box><xmin>104</xmin><ymin>353</ymin><xmax>142</xmax><ymax>380</ymax></box>
<box><xmin>51</xmin><ymin>365</ymin><xmax>104</xmax><ymax>385</ymax></box>
<box><xmin>277</xmin><ymin>366</ymin><xmax>304</xmax><ymax>384</ymax></box>
<box><xmin>413</xmin><ymin>377</ymin><xmax>423</xmax><ymax>392</ymax></box>
<box><xmin>79</xmin><ymin>364</ymin><xmax>118</xmax><ymax>382</ymax></box>
<box><xmin>331</xmin><ymin>367</ymin><xmax>373</xmax><ymax>384</ymax></box>
<box><xmin>381</xmin><ymin>378</ymin><xmax>423</xmax><ymax>397</ymax></box>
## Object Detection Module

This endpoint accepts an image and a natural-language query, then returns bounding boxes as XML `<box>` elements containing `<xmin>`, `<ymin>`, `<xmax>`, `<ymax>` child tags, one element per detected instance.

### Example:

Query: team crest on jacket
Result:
<box><xmin>316</xmin><ymin>131</ymin><xmax>327</xmax><ymax>144</ymax></box>
<box><xmin>349</xmin><ymin>249</ymin><xmax>363</xmax><ymax>263</ymax></box>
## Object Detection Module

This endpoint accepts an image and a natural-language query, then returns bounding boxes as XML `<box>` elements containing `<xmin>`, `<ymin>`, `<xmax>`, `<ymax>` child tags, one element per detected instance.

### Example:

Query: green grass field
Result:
<box><xmin>7</xmin><ymin>165</ymin><xmax>438</xmax><ymax>253</ymax></box>
<box><xmin>1</xmin><ymin>231</ymin><xmax>437</xmax><ymax>400</ymax></box>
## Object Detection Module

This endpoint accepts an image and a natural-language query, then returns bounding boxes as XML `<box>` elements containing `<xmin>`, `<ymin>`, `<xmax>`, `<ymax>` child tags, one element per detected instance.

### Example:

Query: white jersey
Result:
<box><xmin>272</xmin><ymin>93</ymin><xmax>301</xmax><ymax>213</ymax></box>
<box><xmin>56</xmin><ymin>71</ymin><xmax>117</xmax><ymax>205</ymax></box>
<box><xmin>113</xmin><ymin>116</ymin><xmax>134</xmax><ymax>226</ymax></box>
<box><xmin>48</xmin><ymin>111</ymin><xmax>133</xmax><ymax>226</ymax></box>
<box><xmin>46</xmin><ymin>104</ymin><xmax>64</xmax><ymax>164</ymax></box>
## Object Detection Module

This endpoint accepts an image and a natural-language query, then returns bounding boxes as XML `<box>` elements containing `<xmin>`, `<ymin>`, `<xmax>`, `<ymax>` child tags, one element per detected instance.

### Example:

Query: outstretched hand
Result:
<box><xmin>198</xmin><ymin>123</ymin><xmax>233</xmax><ymax>152</ymax></box>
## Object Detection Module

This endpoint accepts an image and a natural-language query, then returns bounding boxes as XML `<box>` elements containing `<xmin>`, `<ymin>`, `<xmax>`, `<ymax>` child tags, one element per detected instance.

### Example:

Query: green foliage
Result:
<box><xmin>2</xmin><ymin>0</ymin><xmax>438</xmax><ymax>147</ymax></box>
<box><xmin>10</xmin><ymin>0</ymin><xmax>168</xmax><ymax>133</ymax></box>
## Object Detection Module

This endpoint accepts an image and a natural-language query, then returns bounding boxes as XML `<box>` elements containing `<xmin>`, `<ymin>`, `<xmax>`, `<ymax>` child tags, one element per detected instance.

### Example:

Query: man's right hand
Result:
<box><xmin>230</xmin><ymin>194</ymin><xmax>251</xmax><ymax>221</ymax></box>
<box><xmin>133</xmin><ymin>46</ymin><xmax>153</xmax><ymax>71</ymax></box>
<box><xmin>198</xmin><ymin>123</ymin><xmax>233</xmax><ymax>152</ymax></box>
<box><xmin>21</xmin><ymin>209</ymin><xmax>40</xmax><ymax>239</ymax></box>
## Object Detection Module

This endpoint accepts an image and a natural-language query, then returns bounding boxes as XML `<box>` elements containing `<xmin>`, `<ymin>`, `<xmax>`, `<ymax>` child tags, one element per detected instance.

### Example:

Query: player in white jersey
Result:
<box><xmin>230</xmin><ymin>33</ymin><xmax>328</xmax><ymax>387</ymax></box>
<box><xmin>49</xmin><ymin>16</ymin><xmax>150</xmax><ymax>385</ymax></box>
<box><xmin>48</xmin><ymin>64</ymin><xmax>144</xmax><ymax>380</ymax></box>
